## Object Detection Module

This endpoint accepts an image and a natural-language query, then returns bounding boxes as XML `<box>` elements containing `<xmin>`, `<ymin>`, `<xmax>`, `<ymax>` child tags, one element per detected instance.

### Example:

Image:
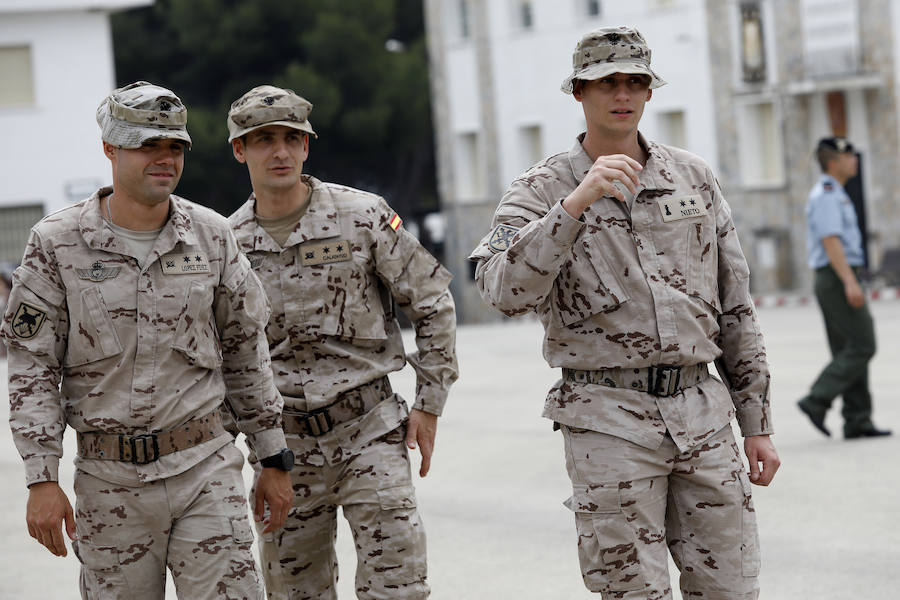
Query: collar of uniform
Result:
<box><xmin>568</xmin><ymin>132</ymin><xmax>669</xmax><ymax>193</ymax></box>
<box><xmin>281</xmin><ymin>175</ymin><xmax>341</xmax><ymax>247</ymax></box>
<box><xmin>160</xmin><ymin>195</ymin><xmax>199</xmax><ymax>249</ymax></box>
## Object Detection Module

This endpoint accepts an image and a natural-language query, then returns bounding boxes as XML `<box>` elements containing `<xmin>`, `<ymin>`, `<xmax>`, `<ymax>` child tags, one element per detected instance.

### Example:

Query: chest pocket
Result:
<box><xmin>64</xmin><ymin>287</ymin><xmax>124</xmax><ymax>367</ymax></box>
<box><xmin>293</xmin><ymin>260</ymin><xmax>389</xmax><ymax>344</ymax></box>
<box><xmin>172</xmin><ymin>280</ymin><xmax>222</xmax><ymax>369</ymax></box>
<box><xmin>552</xmin><ymin>234</ymin><xmax>630</xmax><ymax>327</ymax></box>
<box><xmin>685</xmin><ymin>222</ymin><xmax>722</xmax><ymax>313</ymax></box>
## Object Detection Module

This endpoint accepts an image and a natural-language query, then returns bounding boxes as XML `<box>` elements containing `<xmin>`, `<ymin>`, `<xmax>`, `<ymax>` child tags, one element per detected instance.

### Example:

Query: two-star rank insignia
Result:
<box><xmin>300</xmin><ymin>239</ymin><xmax>351</xmax><ymax>266</ymax></box>
<box><xmin>488</xmin><ymin>224</ymin><xmax>520</xmax><ymax>253</ymax></box>
<box><xmin>161</xmin><ymin>252</ymin><xmax>210</xmax><ymax>275</ymax></box>
<box><xmin>11</xmin><ymin>302</ymin><xmax>47</xmax><ymax>339</ymax></box>
<box><xmin>656</xmin><ymin>195</ymin><xmax>708</xmax><ymax>222</ymax></box>
<box><xmin>76</xmin><ymin>261</ymin><xmax>120</xmax><ymax>282</ymax></box>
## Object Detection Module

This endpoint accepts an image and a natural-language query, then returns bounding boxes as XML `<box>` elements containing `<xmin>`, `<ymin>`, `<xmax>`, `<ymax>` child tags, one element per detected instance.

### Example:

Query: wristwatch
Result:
<box><xmin>260</xmin><ymin>448</ymin><xmax>294</xmax><ymax>472</ymax></box>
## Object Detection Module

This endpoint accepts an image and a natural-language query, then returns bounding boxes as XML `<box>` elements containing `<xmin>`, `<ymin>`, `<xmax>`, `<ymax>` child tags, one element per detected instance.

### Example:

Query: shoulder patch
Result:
<box><xmin>488</xmin><ymin>224</ymin><xmax>520</xmax><ymax>253</ymax></box>
<box><xmin>11</xmin><ymin>302</ymin><xmax>47</xmax><ymax>339</ymax></box>
<box><xmin>388</xmin><ymin>212</ymin><xmax>402</xmax><ymax>231</ymax></box>
<box><xmin>824</xmin><ymin>181</ymin><xmax>834</xmax><ymax>191</ymax></box>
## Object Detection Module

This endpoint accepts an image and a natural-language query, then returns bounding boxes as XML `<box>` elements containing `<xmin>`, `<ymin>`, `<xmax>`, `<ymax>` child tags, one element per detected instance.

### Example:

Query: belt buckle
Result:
<box><xmin>121</xmin><ymin>433</ymin><xmax>160</xmax><ymax>465</ymax></box>
<box><xmin>648</xmin><ymin>366</ymin><xmax>681</xmax><ymax>397</ymax></box>
<box><xmin>304</xmin><ymin>408</ymin><xmax>334</xmax><ymax>436</ymax></box>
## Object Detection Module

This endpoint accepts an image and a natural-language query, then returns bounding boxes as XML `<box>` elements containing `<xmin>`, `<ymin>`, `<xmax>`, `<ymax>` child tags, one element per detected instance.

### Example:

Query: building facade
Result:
<box><xmin>0</xmin><ymin>0</ymin><xmax>151</xmax><ymax>265</ymax></box>
<box><xmin>426</xmin><ymin>0</ymin><xmax>900</xmax><ymax>324</ymax></box>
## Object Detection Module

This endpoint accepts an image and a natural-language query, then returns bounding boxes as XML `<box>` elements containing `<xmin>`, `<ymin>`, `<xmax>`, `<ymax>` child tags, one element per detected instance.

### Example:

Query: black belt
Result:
<box><xmin>562</xmin><ymin>364</ymin><xmax>709</xmax><ymax>397</ymax></box>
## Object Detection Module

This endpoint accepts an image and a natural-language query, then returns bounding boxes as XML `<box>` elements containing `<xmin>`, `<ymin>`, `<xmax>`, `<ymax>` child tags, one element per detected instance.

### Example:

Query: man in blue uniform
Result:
<box><xmin>798</xmin><ymin>137</ymin><xmax>891</xmax><ymax>439</ymax></box>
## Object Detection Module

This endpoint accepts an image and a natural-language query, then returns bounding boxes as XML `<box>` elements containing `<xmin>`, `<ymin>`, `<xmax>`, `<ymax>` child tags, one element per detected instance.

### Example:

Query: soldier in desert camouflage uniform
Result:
<box><xmin>1</xmin><ymin>81</ymin><xmax>294</xmax><ymax>599</ymax></box>
<box><xmin>226</xmin><ymin>85</ymin><xmax>458</xmax><ymax>600</ymax></box>
<box><xmin>469</xmin><ymin>28</ymin><xmax>781</xmax><ymax>599</ymax></box>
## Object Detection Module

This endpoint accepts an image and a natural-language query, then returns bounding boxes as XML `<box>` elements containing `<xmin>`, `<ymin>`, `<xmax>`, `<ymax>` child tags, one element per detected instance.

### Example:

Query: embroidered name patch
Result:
<box><xmin>300</xmin><ymin>240</ymin><xmax>351</xmax><ymax>266</ymax></box>
<box><xmin>76</xmin><ymin>261</ymin><xmax>120</xmax><ymax>282</ymax></box>
<box><xmin>161</xmin><ymin>252</ymin><xmax>211</xmax><ymax>275</ymax></box>
<box><xmin>12</xmin><ymin>302</ymin><xmax>47</xmax><ymax>339</ymax></box>
<box><xmin>488</xmin><ymin>224</ymin><xmax>520</xmax><ymax>253</ymax></box>
<box><xmin>656</xmin><ymin>195</ymin><xmax>708</xmax><ymax>222</ymax></box>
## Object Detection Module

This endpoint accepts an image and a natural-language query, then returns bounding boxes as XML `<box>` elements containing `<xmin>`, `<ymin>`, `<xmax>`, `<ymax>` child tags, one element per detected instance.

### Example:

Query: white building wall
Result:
<box><xmin>0</xmin><ymin>1</ymin><xmax>150</xmax><ymax>216</ymax></box>
<box><xmin>441</xmin><ymin>0</ymin><xmax>720</xmax><ymax>202</ymax></box>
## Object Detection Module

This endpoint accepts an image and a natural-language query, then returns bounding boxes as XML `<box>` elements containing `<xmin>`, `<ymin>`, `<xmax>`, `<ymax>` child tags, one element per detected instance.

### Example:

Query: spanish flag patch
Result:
<box><xmin>389</xmin><ymin>213</ymin><xmax>402</xmax><ymax>231</ymax></box>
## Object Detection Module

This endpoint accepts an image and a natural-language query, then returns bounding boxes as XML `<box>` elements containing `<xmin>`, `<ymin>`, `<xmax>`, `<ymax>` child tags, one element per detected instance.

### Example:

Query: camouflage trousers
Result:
<box><xmin>251</xmin><ymin>409</ymin><xmax>428</xmax><ymax>600</ymax></box>
<box><xmin>561</xmin><ymin>424</ymin><xmax>760</xmax><ymax>600</ymax></box>
<box><xmin>73</xmin><ymin>443</ymin><xmax>263</xmax><ymax>599</ymax></box>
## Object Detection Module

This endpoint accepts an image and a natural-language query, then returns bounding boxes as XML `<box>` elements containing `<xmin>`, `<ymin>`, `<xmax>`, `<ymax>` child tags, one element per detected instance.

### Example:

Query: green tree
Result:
<box><xmin>111</xmin><ymin>0</ymin><xmax>438</xmax><ymax>223</ymax></box>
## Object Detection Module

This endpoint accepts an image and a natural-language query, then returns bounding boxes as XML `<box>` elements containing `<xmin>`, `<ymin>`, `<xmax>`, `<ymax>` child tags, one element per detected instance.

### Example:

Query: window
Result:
<box><xmin>739</xmin><ymin>1</ymin><xmax>767</xmax><ymax>83</ymax></box>
<box><xmin>0</xmin><ymin>45</ymin><xmax>35</xmax><ymax>107</ymax></box>
<box><xmin>459</xmin><ymin>0</ymin><xmax>471</xmax><ymax>39</ymax></box>
<box><xmin>518</xmin><ymin>1</ymin><xmax>534</xmax><ymax>30</ymax></box>
<box><xmin>518</xmin><ymin>125</ymin><xmax>543</xmax><ymax>172</ymax></box>
<box><xmin>0</xmin><ymin>204</ymin><xmax>44</xmax><ymax>263</ymax></box>
<box><xmin>657</xmin><ymin>110</ymin><xmax>686</xmax><ymax>149</ymax></box>
<box><xmin>736</xmin><ymin>100</ymin><xmax>784</xmax><ymax>186</ymax></box>
<box><xmin>455</xmin><ymin>132</ymin><xmax>485</xmax><ymax>201</ymax></box>
<box><xmin>585</xmin><ymin>0</ymin><xmax>602</xmax><ymax>17</ymax></box>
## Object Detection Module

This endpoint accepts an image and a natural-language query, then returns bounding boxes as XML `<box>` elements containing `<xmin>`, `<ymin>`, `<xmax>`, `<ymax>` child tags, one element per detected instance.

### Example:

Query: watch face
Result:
<box><xmin>281</xmin><ymin>448</ymin><xmax>295</xmax><ymax>471</ymax></box>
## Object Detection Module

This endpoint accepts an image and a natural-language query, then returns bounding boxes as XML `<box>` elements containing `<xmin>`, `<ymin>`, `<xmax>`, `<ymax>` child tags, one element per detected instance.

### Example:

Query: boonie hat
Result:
<box><xmin>96</xmin><ymin>81</ymin><xmax>191</xmax><ymax>149</ymax></box>
<box><xmin>817</xmin><ymin>136</ymin><xmax>855</xmax><ymax>154</ymax></box>
<box><xmin>227</xmin><ymin>85</ymin><xmax>317</xmax><ymax>143</ymax></box>
<box><xmin>561</xmin><ymin>26</ymin><xmax>666</xmax><ymax>94</ymax></box>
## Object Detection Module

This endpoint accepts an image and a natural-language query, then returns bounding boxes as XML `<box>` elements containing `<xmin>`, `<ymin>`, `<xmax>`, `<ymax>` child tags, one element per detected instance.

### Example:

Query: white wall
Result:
<box><xmin>439</xmin><ymin>0</ymin><xmax>720</xmax><ymax>201</ymax></box>
<box><xmin>0</xmin><ymin>9</ymin><xmax>121</xmax><ymax>214</ymax></box>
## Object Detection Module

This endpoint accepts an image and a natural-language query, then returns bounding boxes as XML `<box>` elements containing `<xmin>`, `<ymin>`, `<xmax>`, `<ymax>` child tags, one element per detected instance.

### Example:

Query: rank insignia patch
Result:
<box><xmin>76</xmin><ymin>261</ymin><xmax>120</xmax><ymax>282</ymax></box>
<box><xmin>388</xmin><ymin>213</ymin><xmax>402</xmax><ymax>231</ymax></box>
<box><xmin>488</xmin><ymin>224</ymin><xmax>520</xmax><ymax>253</ymax></box>
<box><xmin>12</xmin><ymin>302</ymin><xmax>47</xmax><ymax>339</ymax></box>
<box><xmin>161</xmin><ymin>252</ymin><xmax>211</xmax><ymax>275</ymax></box>
<box><xmin>300</xmin><ymin>239</ymin><xmax>352</xmax><ymax>266</ymax></box>
<box><xmin>656</xmin><ymin>195</ymin><xmax>708</xmax><ymax>223</ymax></box>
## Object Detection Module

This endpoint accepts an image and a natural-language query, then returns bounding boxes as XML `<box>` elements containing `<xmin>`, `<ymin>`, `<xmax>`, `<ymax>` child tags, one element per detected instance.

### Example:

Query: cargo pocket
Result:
<box><xmin>564</xmin><ymin>485</ymin><xmax>644</xmax><ymax>592</ymax></box>
<box><xmin>739</xmin><ymin>473</ymin><xmax>761</xmax><ymax>577</ymax></box>
<box><xmin>373</xmin><ymin>485</ymin><xmax>427</xmax><ymax>585</ymax></box>
<box><xmin>74</xmin><ymin>539</ymin><xmax>128</xmax><ymax>599</ymax></box>
<box><xmin>686</xmin><ymin>222</ymin><xmax>721</xmax><ymax>313</ymax></box>
<box><xmin>64</xmin><ymin>287</ymin><xmax>123</xmax><ymax>367</ymax></box>
<box><xmin>172</xmin><ymin>281</ymin><xmax>222</xmax><ymax>369</ymax></box>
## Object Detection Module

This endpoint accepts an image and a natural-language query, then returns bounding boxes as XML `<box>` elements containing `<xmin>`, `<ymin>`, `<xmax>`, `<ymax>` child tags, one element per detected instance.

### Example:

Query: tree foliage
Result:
<box><xmin>111</xmin><ymin>0</ymin><xmax>438</xmax><ymax>219</ymax></box>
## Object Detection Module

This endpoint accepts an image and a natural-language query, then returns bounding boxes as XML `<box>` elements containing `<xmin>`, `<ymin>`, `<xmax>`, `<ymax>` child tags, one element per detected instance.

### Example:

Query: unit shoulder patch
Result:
<box><xmin>655</xmin><ymin>195</ymin><xmax>709</xmax><ymax>223</ymax></box>
<box><xmin>488</xmin><ymin>224</ymin><xmax>521</xmax><ymax>253</ymax></box>
<box><xmin>12</xmin><ymin>302</ymin><xmax>47</xmax><ymax>339</ymax></box>
<box><xmin>300</xmin><ymin>239</ymin><xmax>351</xmax><ymax>266</ymax></box>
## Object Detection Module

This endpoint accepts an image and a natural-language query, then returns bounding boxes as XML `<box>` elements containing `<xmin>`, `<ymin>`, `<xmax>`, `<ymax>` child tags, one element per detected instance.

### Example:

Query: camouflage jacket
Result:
<box><xmin>228</xmin><ymin>175</ymin><xmax>458</xmax><ymax>417</ymax></box>
<box><xmin>469</xmin><ymin>135</ymin><xmax>773</xmax><ymax>452</ymax></box>
<box><xmin>1</xmin><ymin>188</ymin><xmax>286</xmax><ymax>486</ymax></box>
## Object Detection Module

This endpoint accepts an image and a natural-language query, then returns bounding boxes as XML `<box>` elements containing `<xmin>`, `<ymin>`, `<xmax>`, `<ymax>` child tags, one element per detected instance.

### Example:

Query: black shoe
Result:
<box><xmin>797</xmin><ymin>399</ymin><xmax>831</xmax><ymax>437</ymax></box>
<box><xmin>845</xmin><ymin>428</ymin><xmax>892</xmax><ymax>439</ymax></box>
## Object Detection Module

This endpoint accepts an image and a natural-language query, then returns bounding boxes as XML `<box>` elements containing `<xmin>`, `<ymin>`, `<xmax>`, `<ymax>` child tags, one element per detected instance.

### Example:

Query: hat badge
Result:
<box><xmin>263</xmin><ymin>96</ymin><xmax>275</xmax><ymax>106</ymax></box>
<box><xmin>159</xmin><ymin>100</ymin><xmax>172</xmax><ymax>111</ymax></box>
<box><xmin>606</xmin><ymin>32</ymin><xmax>621</xmax><ymax>43</ymax></box>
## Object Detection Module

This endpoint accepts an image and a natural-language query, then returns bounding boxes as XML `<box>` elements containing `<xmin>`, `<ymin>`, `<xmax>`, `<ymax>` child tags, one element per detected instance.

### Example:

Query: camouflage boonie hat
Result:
<box><xmin>561</xmin><ymin>26</ymin><xmax>666</xmax><ymax>94</ymax></box>
<box><xmin>227</xmin><ymin>85</ymin><xmax>317</xmax><ymax>142</ymax></box>
<box><xmin>96</xmin><ymin>81</ymin><xmax>191</xmax><ymax>149</ymax></box>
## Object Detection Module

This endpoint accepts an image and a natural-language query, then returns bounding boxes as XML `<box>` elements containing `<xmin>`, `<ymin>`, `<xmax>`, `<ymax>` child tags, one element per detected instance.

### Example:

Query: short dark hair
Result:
<box><xmin>815</xmin><ymin>137</ymin><xmax>854</xmax><ymax>172</ymax></box>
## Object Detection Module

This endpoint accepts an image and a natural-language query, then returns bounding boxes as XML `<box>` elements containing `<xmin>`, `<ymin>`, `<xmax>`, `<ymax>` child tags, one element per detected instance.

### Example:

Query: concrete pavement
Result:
<box><xmin>2</xmin><ymin>300</ymin><xmax>899</xmax><ymax>598</ymax></box>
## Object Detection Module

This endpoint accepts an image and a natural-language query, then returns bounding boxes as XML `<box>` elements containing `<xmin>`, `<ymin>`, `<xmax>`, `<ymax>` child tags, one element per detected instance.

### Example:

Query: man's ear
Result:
<box><xmin>102</xmin><ymin>141</ymin><xmax>116</xmax><ymax>160</ymax></box>
<box><xmin>573</xmin><ymin>79</ymin><xmax>584</xmax><ymax>101</ymax></box>
<box><xmin>646</xmin><ymin>88</ymin><xmax>653</xmax><ymax>102</ymax></box>
<box><xmin>231</xmin><ymin>138</ymin><xmax>246</xmax><ymax>163</ymax></box>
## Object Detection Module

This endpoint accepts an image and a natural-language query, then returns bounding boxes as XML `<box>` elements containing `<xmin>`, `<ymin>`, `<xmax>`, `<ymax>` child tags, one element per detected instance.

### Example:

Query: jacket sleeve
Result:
<box><xmin>372</xmin><ymin>200</ymin><xmax>458</xmax><ymax>416</ymax></box>
<box><xmin>469</xmin><ymin>179</ymin><xmax>584</xmax><ymax>317</ymax></box>
<box><xmin>215</xmin><ymin>228</ymin><xmax>286</xmax><ymax>458</ymax></box>
<box><xmin>710</xmin><ymin>173</ymin><xmax>774</xmax><ymax>437</ymax></box>
<box><xmin>1</xmin><ymin>230</ymin><xmax>68</xmax><ymax>486</ymax></box>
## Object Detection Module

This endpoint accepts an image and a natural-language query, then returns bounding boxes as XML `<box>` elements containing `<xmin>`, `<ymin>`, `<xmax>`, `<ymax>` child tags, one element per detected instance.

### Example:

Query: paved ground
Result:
<box><xmin>2</xmin><ymin>300</ymin><xmax>899</xmax><ymax>599</ymax></box>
